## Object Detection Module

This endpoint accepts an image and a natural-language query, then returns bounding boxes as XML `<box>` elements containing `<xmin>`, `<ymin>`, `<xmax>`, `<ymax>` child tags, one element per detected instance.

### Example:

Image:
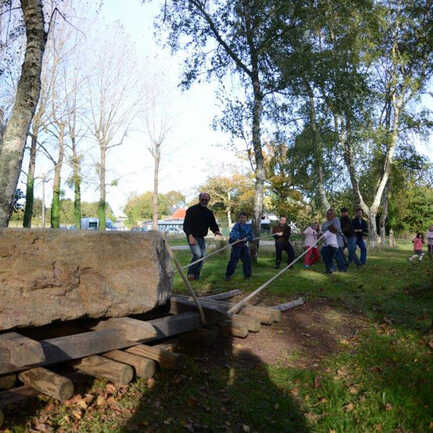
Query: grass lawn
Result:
<box><xmin>2</xmin><ymin>242</ymin><xmax>433</xmax><ymax>433</ymax></box>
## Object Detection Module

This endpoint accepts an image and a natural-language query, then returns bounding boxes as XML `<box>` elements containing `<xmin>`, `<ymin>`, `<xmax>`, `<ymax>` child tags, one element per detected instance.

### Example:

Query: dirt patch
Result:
<box><xmin>205</xmin><ymin>299</ymin><xmax>370</xmax><ymax>369</ymax></box>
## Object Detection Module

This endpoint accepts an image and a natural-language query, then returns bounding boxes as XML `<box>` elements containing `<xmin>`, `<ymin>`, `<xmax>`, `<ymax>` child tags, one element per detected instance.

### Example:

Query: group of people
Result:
<box><xmin>183</xmin><ymin>191</ymin><xmax>428</xmax><ymax>281</ymax></box>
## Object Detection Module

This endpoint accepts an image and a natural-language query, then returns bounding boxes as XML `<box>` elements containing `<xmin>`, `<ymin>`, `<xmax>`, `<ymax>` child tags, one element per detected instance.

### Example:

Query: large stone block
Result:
<box><xmin>0</xmin><ymin>229</ymin><xmax>173</xmax><ymax>330</ymax></box>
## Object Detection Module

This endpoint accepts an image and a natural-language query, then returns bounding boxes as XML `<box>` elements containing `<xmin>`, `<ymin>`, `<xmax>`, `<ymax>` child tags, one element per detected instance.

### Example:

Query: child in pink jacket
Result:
<box><xmin>409</xmin><ymin>233</ymin><xmax>424</xmax><ymax>262</ymax></box>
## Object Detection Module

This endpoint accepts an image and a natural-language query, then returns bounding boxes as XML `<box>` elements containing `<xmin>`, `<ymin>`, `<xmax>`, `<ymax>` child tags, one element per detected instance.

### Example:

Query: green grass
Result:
<box><xmin>2</xmin><ymin>242</ymin><xmax>433</xmax><ymax>433</ymax></box>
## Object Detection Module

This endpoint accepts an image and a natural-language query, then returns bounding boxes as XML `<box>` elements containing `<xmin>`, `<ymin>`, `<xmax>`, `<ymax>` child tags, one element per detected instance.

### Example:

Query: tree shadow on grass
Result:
<box><xmin>119</xmin><ymin>330</ymin><xmax>310</xmax><ymax>433</ymax></box>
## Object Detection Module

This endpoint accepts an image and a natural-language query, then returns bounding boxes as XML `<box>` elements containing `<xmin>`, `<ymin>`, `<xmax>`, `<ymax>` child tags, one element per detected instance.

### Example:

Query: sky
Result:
<box><xmin>23</xmin><ymin>0</ymin><xmax>433</xmax><ymax>217</ymax></box>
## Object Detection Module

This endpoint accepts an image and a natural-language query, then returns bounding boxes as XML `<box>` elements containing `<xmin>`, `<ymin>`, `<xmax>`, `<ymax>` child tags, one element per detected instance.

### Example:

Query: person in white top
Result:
<box><xmin>303</xmin><ymin>222</ymin><xmax>320</xmax><ymax>268</ymax></box>
<box><xmin>321</xmin><ymin>225</ymin><xmax>339</xmax><ymax>273</ymax></box>
<box><xmin>426</xmin><ymin>225</ymin><xmax>433</xmax><ymax>257</ymax></box>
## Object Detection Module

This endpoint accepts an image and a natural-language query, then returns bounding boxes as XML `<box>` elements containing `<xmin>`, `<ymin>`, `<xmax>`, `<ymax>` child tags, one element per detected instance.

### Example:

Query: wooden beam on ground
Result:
<box><xmin>200</xmin><ymin>290</ymin><xmax>241</xmax><ymax>301</ymax></box>
<box><xmin>220</xmin><ymin>321</ymin><xmax>248</xmax><ymax>338</ymax></box>
<box><xmin>271</xmin><ymin>298</ymin><xmax>305</xmax><ymax>311</ymax></box>
<box><xmin>125</xmin><ymin>345</ymin><xmax>185</xmax><ymax>370</ymax></box>
<box><xmin>0</xmin><ymin>312</ymin><xmax>201</xmax><ymax>376</ymax></box>
<box><xmin>172</xmin><ymin>295</ymin><xmax>277</xmax><ymax>325</ymax></box>
<box><xmin>93</xmin><ymin>317</ymin><xmax>158</xmax><ymax>342</ymax></box>
<box><xmin>18</xmin><ymin>368</ymin><xmax>73</xmax><ymax>401</ymax></box>
<box><xmin>103</xmin><ymin>350</ymin><xmax>156</xmax><ymax>379</ymax></box>
<box><xmin>0</xmin><ymin>333</ymin><xmax>45</xmax><ymax>367</ymax></box>
<box><xmin>74</xmin><ymin>355</ymin><xmax>133</xmax><ymax>385</ymax></box>
<box><xmin>0</xmin><ymin>374</ymin><xmax>16</xmax><ymax>390</ymax></box>
<box><xmin>232</xmin><ymin>315</ymin><xmax>261</xmax><ymax>333</ymax></box>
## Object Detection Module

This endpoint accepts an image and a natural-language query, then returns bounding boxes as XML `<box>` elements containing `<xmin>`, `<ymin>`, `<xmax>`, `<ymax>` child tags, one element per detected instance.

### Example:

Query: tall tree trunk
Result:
<box><xmin>0</xmin><ymin>0</ymin><xmax>47</xmax><ymax>226</ymax></box>
<box><xmin>23</xmin><ymin>133</ymin><xmax>37</xmax><ymax>227</ymax></box>
<box><xmin>71</xmin><ymin>136</ymin><xmax>81</xmax><ymax>229</ymax></box>
<box><xmin>307</xmin><ymin>91</ymin><xmax>330</xmax><ymax>212</ymax></box>
<box><xmin>50</xmin><ymin>124</ymin><xmax>65</xmax><ymax>228</ymax></box>
<box><xmin>42</xmin><ymin>174</ymin><xmax>46</xmax><ymax>228</ymax></box>
<box><xmin>98</xmin><ymin>141</ymin><xmax>106</xmax><ymax>231</ymax></box>
<box><xmin>250</xmin><ymin>77</ymin><xmax>264</xmax><ymax>264</ymax></box>
<box><xmin>152</xmin><ymin>145</ymin><xmax>160</xmax><ymax>231</ymax></box>
<box><xmin>227</xmin><ymin>191</ymin><xmax>232</xmax><ymax>229</ymax></box>
<box><xmin>379</xmin><ymin>188</ymin><xmax>388</xmax><ymax>246</ymax></box>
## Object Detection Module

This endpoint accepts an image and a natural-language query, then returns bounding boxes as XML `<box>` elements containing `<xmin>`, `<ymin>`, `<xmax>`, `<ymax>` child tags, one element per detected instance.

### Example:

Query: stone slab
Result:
<box><xmin>0</xmin><ymin>229</ymin><xmax>173</xmax><ymax>330</ymax></box>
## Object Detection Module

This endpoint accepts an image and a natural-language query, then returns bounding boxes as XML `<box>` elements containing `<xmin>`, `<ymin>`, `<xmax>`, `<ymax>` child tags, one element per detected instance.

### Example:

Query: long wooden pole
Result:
<box><xmin>227</xmin><ymin>234</ymin><xmax>325</xmax><ymax>316</ymax></box>
<box><xmin>164</xmin><ymin>237</ymin><xmax>207</xmax><ymax>325</ymax></box>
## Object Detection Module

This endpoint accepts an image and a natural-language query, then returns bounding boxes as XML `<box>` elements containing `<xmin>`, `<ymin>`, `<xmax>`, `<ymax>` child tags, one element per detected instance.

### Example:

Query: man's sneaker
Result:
<box><xmin>187</xmin><ymin>274</ymin><xmax>195</xmax><ymax>281</ymax></box>
<box><xmin>225</xmin><ymin>275</ymin><xmax>231</xmax><ymax>281</ymax></box>
<box><xmin>304</xmin><ymin>264</ymin><xmax>310</xmax><ymax>269</ymax></box>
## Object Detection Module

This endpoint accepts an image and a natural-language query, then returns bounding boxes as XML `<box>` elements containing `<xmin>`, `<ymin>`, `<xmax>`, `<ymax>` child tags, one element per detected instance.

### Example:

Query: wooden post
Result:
<box><xmin>0</xmin><ymin>312</ymin><xmax>201</xmax><ymax>376</ymax></box>
<box><xmin>18</xmin><ymin>368</ymin><xmax>74</xmax><ymax>401</ymax></box>
<box><xmin>93</xmin><ymin>317</ymin><xmax>158</xmax><ymax>341</ymax></box>
<box><xmin>220</xmin><ymin>321</ymin><xmax>249</xmax><ymax>338</ymax></box>
<box><xmin>74</xmin><ymin>355</ymin><xmax>134</xmax><ymax>386</ymax></box>
<box><xmin>164</xmin><ymin>237</ymin><xmax>206</xmax><ymax>325</ymax></box>
<box><xmin>103</xmin><ymin>350</ymin><xmax>156</xmax><ymax>379</ymax></box>
<box><xmin>125</xmin><ymin>345</ymin><xmax>185</xmax><ymax>370</ymax></box>
<box><xmin>232</xmin><ymin>315</ymin><xmax>261</xmax><ymax>333</ymax></box>
<box><xmin>0</xmin><ymin>333</ymin><xmax>45</xmax><ymax>366</ymax></box>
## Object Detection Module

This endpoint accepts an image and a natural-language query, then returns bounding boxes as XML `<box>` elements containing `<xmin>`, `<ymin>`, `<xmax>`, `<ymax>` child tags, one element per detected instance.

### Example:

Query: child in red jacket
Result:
<box><xmin>409</xmin><ymin>232</ymin><xmax>425</xmax><ymax>262</ymax></box>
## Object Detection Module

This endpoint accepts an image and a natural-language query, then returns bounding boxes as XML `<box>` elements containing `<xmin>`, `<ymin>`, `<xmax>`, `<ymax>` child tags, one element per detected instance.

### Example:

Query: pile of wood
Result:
<box><xmin>0</xmin><ymin>290</ymin><xmax>280</xmax><ymax>426</ymax></box>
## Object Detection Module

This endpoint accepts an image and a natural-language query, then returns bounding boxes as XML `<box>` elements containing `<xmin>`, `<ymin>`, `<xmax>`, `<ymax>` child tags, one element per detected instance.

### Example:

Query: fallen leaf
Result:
<box><xmin>344</xmin><ymin>402</ymin><xmax>355</xmax><ymax>412</ymax></box>
<box><xmin>96</xmin><ymin>395</ymin><xmax>106</xmax><ymax>407</ymax></box>
<box><xmin>106</xmin><ymin>383</ymin><xmax>117</xmax><ymax>394</ymax></box>
<box><xmin>429</xmin><ymin>421</ymin><xmax>433</xmax><ymax>430</ymax></box>
<box><xmin>84</xmin><ymin>394</ymin><xmax>95</xmax><ymax>404</ymax></box>
<box><xmin>314</xmin><ymin>376</ymin><xmax>322</xmax><ymax>388</ymax></box>
<box><xmin>72</xmin><ymin>409</ymin><xmax>82</xmax><ymax>420</ymax></box>
<box><xmin>242</xmin><ymin>425</ymin><xmax>250</xmax><ymax>432</ymax></box>
<box><xmin>349</xmin><ymin>386</ymin><xmax>358</xmax><ymax>395</ymax></box>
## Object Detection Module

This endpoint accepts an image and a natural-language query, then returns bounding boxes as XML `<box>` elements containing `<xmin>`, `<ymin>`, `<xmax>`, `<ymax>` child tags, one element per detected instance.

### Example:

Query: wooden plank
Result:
<box><xmin>232</xmin><ymin>315</ymin><xmax>261</xmax><ymax>333</ymax></box>
<box><xmin>0</xmin><ymin>333</ymin><xmax>45</xmax><ymax>366</ymax></box>
<box><xmin>0</xmin><ymin>312</ymin><xmax>201</xmax><ymax>375</ymax></box>
<box><xmin>0</xmin><ymin>374</ymin><xmax>16</xmax><ymax>390</ymax></box>
<box><xmin>74</xmin><ymin>355</ymin><xmax>134</xmax><ymax>385</ymax></box>
<box><xmin>103</xmin><ymin>350</ymin><xmax>156</xmax><ymax>379</ymax></box>
<box><xmin>125</xmin><ymin>345</ymin><xmax>185</xmax><ymax>370</ymax></box>
<box><xmin>200</xmin><ymin>290</ymin><xmax>241</xmax><ymax>301</ymax></box>
<box><xmin>0</xmin><ymin>385</ymin><xmax>39</xmax><ymax>408</ymax></box>
<box><xmin>220</xmin><ymin>321</ymin><xmax>248</xmax><ymax>338</ymax></box>
<box><xmin>93</xmin><ymin>317</ymin><xmax>158</xmax><ymax>341</ymax></box>
<box><xmin>18</xmin><ymin>368</ymin><xmax>73</xmax><ymax>401</ymax></box>
<box><xmin>271</xmin><ymin>298</ymin><xmax>305</xmax><ymax>311</ymax></box>
<box><xmin>172</xmin><ymin>295</ymin><xmax>276</xmax><ymax>324</ymax></box>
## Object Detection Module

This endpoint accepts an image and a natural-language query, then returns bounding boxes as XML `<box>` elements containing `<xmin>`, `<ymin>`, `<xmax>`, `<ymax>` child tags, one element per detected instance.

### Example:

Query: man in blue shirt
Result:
<box><xmin>225</xmin><ymin>212</ymin><xmax>253</xmax><ymax>281</ymax></box>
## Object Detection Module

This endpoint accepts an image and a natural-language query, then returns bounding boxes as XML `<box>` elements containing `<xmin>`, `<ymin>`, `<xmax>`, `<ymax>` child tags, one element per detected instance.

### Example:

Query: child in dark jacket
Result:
<box><xmin>225</xmin><ymin>212</ymin><xmax>253</xmax><ymax>280</ymax></box>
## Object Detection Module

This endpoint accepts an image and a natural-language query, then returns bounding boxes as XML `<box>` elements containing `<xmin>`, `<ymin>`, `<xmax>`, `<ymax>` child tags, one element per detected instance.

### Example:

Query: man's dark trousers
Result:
<box><xmin>275</xmin><ymin>241</ymin><xmax>295</xmax><ymax>266</ymax></box>
<box><xmin>186</xmin><ymin>236</ymin><xmax>206</xmax><ymax>279</ymax></box>
<box><xmin>226</xmin><ymin>244</ymin><xmax>251</xmax><ymax>278</ymax></box>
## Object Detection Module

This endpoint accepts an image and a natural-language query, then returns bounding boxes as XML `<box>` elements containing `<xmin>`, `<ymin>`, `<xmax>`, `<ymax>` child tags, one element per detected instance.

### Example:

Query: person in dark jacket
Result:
<box><xmin>225</xmin><ymin>212</ymin><xmax>254</xmax><ymax>280</ymax></box>
<box><xmin>183</xmin><ymin>192</ymin><xmax>222</xmax><ymax>280</ymax></box>
<box><xmin>352</xmin><ymin>207</ymin><xmax>368</xmax><ymax>265</ymax></box>
<box><xmin>340</xmin><ymin>207</ymin><xmax>361</xmax><ymax>267</ymax></box>
<box><xmin>272</xmin><ymin>216</ymin><xmax>295</xmax><ymax>269</ymax></box>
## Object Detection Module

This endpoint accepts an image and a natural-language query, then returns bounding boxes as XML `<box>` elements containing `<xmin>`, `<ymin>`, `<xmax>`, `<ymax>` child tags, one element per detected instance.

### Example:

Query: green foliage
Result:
<box><xmin>124</xmin><ymin>190</ymin><xmax>185</xmax><ymax>227</ymax></box>
<box><xmin>198</xmin><ymin>173</ymin><xmax>254</xmax><ymax>224</ymax></box>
